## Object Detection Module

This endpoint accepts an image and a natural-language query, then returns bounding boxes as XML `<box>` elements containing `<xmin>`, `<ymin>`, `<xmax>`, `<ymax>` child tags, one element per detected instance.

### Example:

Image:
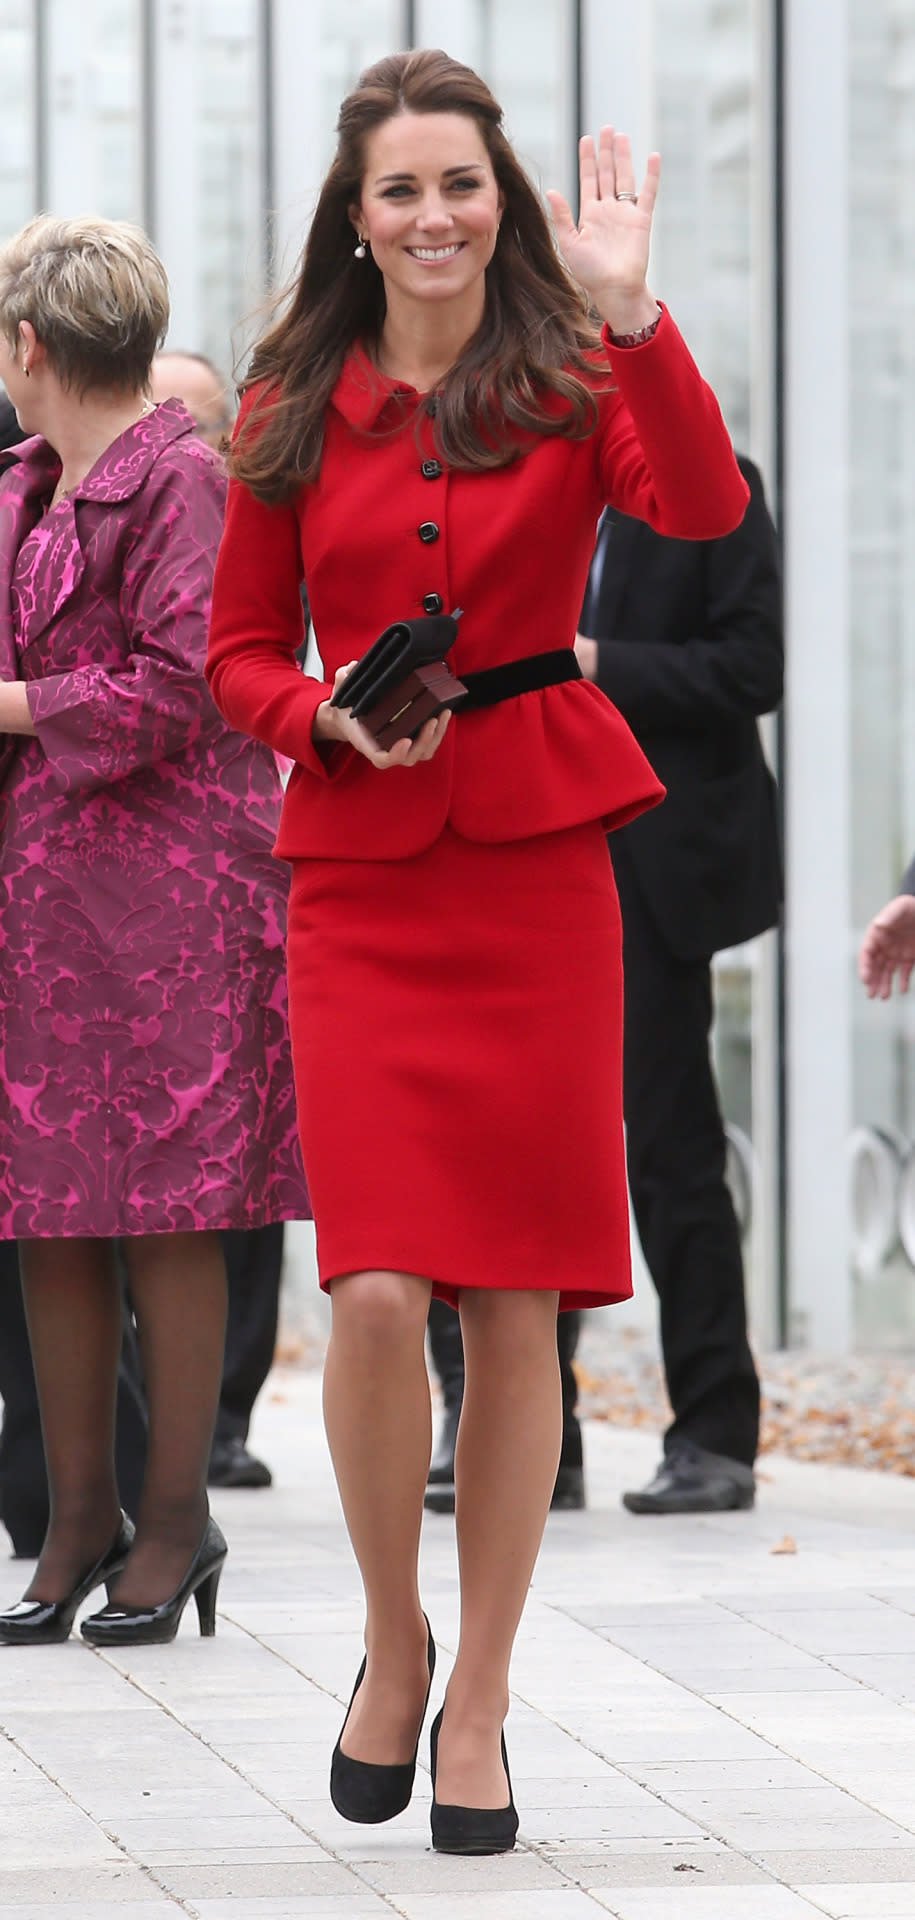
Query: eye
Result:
<box><xmin>381</xmin><ymin>183</ymin><xmax>414</xmax><ymax>198</ymax></box>
<box><xmin>450</xmin><ymin>176</ymin><xmax>481</xmax><ymax>192</ymax></box>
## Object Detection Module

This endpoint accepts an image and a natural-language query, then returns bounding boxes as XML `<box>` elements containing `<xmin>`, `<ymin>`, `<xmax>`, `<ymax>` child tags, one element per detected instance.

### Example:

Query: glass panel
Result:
<box><xmin>315</xmin><ymin>1</ymin><xmax>408</xmax><ymax>160</ymax></box>
<box><xmin>0</xmin><ymin>0</ymin><xmax>35</xmax><ymax>238</ymax></box>
<box><xmin>45</xmin><ymin>0</ymin><xmax>142</xmax><ymax>221</ymax></box>
<box><xmin>650</xmin><ymin>0</ymin><xmax>756</xmax><ymax>446</ymax></box>
<box><xmin>188</xmin><ymin>0</ymin><xmax>262</xmax><ymax>371</ymax></box>
<box><xmin>848</xmin><ymin>0</ymin><xmax>915</xmax><ymax>1346</ymax></box>
<box><xmin>416</xmin><ymin>0</ymin><xmax>575</xmax><ymax>201</ymax></box>
<box><xmin>651</xmin><ymin>0</ymin><xmax>772</xmax><ymax>1300</ymax></box>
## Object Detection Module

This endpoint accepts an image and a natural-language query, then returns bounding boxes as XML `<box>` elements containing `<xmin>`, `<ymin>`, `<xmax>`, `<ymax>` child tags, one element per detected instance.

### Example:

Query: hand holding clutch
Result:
<box><xmin>330</xmin><ymin>612</ymin><xmax>467</xmax><ymax>749</ymax></box>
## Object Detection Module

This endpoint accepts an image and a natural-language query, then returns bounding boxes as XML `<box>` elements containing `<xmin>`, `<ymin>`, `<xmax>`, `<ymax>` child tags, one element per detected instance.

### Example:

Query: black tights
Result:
<box><xmin>19</xmin><ymin>1231</ymin><xmax>226</xmax><ymax>1606</ymax></box>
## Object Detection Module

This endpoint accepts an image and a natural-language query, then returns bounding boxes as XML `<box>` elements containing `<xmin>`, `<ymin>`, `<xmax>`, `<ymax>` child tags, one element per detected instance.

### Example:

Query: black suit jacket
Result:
<box><xmin>581</xmin><ymin>455</ymin><xmax>783</xmax><ymax>961</ymax></box>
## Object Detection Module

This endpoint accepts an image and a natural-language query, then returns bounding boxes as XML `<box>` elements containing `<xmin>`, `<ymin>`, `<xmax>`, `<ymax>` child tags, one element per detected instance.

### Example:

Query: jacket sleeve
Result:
<box><xmin>595</xmin><ymin>308</ymin><xmax>750</xmax><ymax>539</ymax></box>
<box><xmin>205</xmin><ymin>401</ymin><xmax>349</xmax><ymax>783</ymax></box>
<box><xmin>27</xmin><ymin>456</ymin><xmax>226</xmax><ymax>794</ymax></box>
<box><xmin>591</xmin><ymin>459</ymin><xmax>784</xmax><ymax>727</ymax></box>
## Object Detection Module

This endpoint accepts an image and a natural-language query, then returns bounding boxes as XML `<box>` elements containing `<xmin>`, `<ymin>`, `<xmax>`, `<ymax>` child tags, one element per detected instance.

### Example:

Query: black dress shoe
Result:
<box><xmin>622</xmin><ymin>1443</ymin><xmax>756</xmax><ymax>1514</ymax></box>
<box><xmin>429</xmin><ymin>1706</ymin><xmax>519</xmax><ymax>1854</ymax></box>
<box><xmin>80</xmin><ymin>1516</ymin><xmax>227</xmax><ymax>1645</ymax></box>
<box><xmin>208</xmin><ymin>1436</ymin><xmax>272</xmax><ymax>1488</ymax></box>
<box><xmin>0</xmin><ymin>1512</ymin><xmax>135</xmax><ymax>1644</ymax></box>
<box><xmin>330</xmin><ymin>1615</ymin><xmax>435</xmax><ymax>1823</ymax></box>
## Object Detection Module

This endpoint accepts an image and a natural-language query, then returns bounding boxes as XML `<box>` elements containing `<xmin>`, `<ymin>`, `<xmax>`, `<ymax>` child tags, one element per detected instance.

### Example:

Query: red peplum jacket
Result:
<box><xmin>205</xmin><ymin>308</ymin><xmax>749</xmax><ymax>861</ymax></box>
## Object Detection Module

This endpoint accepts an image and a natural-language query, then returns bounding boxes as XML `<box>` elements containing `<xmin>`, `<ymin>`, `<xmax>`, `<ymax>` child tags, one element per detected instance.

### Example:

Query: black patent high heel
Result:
<box><xmin>429</xmin><ymin>1705</ymin><xmax>519</xmax><ymax>1854</ymax></box>
<box><xmin>0</xmin><ymin>1511</ymin><xmax>135</xmax><ymax>1646</ymax></box>
<box><xmin>330</xmin><ymin>1614</ymin><xmax>435</xmax><ymax>1824</ymax></box>
<box><xmin>79</xmin><ymin>1516</ymin><xmax>227</xmax><ymax>1646</ymax></box>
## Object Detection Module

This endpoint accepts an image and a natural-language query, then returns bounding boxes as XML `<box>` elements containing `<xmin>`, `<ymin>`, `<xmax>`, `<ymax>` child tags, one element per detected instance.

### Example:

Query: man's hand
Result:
<box><xmin>574</xmin><ymin>633</ymin><xmax>599</xmax><ymax>683</ymax></box>
<box><xmin>858</xmin><ymin>894</ymin><xmax>915</xmax><ymax>998</ymax></box>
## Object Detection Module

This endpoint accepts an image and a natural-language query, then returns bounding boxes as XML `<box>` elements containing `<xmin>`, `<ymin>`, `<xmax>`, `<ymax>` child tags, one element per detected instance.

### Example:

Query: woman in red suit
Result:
<box><xmin>207</xmin><ymin>49</ymin><xmax>748</xmax><ymax>1854</ymax></box>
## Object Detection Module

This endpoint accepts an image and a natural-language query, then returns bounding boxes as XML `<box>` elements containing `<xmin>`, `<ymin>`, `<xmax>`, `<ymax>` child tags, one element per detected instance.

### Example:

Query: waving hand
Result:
<box><xmin>547</xmin><ymin>128</ymin><xmax>661</xmax><ymax>333</ymax></box>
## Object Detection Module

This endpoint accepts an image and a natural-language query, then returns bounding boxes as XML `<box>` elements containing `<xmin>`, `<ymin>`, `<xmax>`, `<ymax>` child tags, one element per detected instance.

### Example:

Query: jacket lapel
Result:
<box><xmin>10</xmin><ymin>499</ymin><xmax>87</xmax><ymax>654</ymax></box>
<box><xmin>0</xmin><ymin>444</ymin><xmax>68</xmax><ymax>671</ymax></box>
<box><xmin>0</xmin><ymin>401</ymin><xmax>198</xmax><ymax>658</ymax></box>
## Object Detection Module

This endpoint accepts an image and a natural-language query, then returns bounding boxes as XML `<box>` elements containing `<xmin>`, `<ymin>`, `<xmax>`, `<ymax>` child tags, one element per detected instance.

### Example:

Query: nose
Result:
<box><xmin>416</xmin><ymin>192</ymin><xmax>453</xmax><ymax>233</ymax></box>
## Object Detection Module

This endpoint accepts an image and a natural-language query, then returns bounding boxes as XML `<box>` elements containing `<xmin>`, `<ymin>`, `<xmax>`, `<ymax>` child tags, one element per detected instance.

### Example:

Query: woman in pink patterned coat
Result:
<box><xmin>0</xmin><ymin>215</ymin><xmax>309</xmax><ymax>1650</ymax></box>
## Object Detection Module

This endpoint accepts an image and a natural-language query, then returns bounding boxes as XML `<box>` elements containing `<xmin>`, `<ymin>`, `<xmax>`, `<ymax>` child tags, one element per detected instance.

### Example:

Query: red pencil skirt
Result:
<box><xmin>286</xmin><ymin>820</ymin><xmax>631</xmax><ymax>1310</ymax></box>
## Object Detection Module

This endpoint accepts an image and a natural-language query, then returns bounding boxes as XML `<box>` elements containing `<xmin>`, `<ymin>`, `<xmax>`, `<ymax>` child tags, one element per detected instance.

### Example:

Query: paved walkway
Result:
<box><xmin>2</xmin><ymin>1362</ymin><xmax>915</xmax><ymax>1919</ymax></box>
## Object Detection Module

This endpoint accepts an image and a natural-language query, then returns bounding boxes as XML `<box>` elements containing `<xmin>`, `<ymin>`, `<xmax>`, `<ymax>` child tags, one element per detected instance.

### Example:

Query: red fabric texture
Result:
<box><xmin>205</xmin><ymin>311</ymin><xmax>747</xmax><ymax>1302</ymax></box>
<box><xmin>286</xmin><ymin>822</ymin><xmax>631</xmax><ymax>1306</ymax></box>
<box><xmin>206</xmin><ymin>309</ymin><xmax>748</xmax><ymax>861</ymax></box>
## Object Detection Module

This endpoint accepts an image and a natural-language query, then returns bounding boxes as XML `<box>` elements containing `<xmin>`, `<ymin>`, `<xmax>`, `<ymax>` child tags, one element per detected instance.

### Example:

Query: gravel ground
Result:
<box><xmin>576</xmin><ymin>1319</ymin><xmax>915</xmax><ymax>1477</ymax></box>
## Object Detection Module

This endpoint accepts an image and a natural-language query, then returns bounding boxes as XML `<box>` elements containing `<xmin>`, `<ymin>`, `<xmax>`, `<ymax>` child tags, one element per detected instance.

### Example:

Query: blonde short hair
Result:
<box><xmin>0</xmin><ymin>213</ymin><xmax>169</xmax><ymax>394</ymax></box>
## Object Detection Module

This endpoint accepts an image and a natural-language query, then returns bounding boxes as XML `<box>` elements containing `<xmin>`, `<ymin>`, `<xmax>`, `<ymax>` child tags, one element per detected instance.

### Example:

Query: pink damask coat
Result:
<box><xmin>0</xmin><ymin>400</ymin><xmax>309</xmax><ymax>1237</ymax></box>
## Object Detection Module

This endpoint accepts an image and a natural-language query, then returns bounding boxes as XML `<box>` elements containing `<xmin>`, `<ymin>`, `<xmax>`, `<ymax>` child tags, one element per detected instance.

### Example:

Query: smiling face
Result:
<box><xmin>351</xmin><ymin>110</ymin><xmax>503</xmax><ymax>320</ymax></box>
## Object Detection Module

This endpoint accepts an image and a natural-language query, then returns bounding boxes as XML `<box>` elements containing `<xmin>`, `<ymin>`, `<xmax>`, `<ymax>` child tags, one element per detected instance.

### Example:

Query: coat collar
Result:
<box><xmin>2</xmin><ymin>397</ymin><xmax>198</xmax><ymax>506</ymax></box>
<box><xmin>0</xmin><ymin>400</ymin><xmax>201</xmax><ymax>657</ymax></box>
<box><xmin>330</xmin><ymin>342</ymin><xmax>422</xmax><ymax>431</ymax></box>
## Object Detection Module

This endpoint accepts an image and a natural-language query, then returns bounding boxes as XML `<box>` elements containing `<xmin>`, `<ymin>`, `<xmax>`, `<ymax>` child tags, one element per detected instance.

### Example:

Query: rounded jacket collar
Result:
<box><xmin>2</xmin><ymin>398</ymin><xmax>205</xmax><ymax>506</ymax></box>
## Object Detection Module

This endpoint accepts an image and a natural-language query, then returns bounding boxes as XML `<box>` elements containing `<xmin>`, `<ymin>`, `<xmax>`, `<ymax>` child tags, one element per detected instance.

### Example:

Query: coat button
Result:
<box><xmin>421</xmin><ymin>458</ymin><xmax>443</xmax><ymax>479</ymax></box>
<box><xmin>422</xmin><ymin>592</ymin><xmax>443</xmax><ymax>615</ymax></box>
<box><xmin>418</xmin><ymin>521</ymin><xmax>439</xmax><ymax>543</ymax></box>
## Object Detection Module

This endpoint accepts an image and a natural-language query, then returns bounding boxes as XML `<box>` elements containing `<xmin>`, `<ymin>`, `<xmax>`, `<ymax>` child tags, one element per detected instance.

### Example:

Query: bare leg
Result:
<box><xmin>322</xmin><ymin>1269</ymin><xmax>433</xmax><ymax>1763</ymax></box>
<box><xmin>112</xmin><ymin>1229</ymin><xmax>227</xmax><ymax>1605</ymax></box>
<box><xmin>436</xmin><ymin>1288</ymin><xmax>562</xmax><ymax>1809</ymax></box>
<box><xmin>18</xmin><ymin>1237</ymin><xmax>123</xmax><ymax>1601</ymax></box>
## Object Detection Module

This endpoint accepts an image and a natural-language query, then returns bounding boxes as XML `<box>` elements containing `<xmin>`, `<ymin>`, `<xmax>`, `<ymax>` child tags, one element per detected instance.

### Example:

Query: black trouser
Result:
<box><xmin>0</xmin><ymin>1226</ymin><xmax>284</xmax><ymax>1556</ymax></box>
<box><xmin>426</xmin><ymin>1296</ymin><xmax>582</xmax><ymax>1467</ymax></box>
<box><xmin>614</xmin><ymin>844</ymin><xmax>760</xmax><ymax>1467</ymax></box>
<box><xmin>214</xmin><ymin>1225</ymin><xmax>284</xmax><ymax>1447</ymax></box>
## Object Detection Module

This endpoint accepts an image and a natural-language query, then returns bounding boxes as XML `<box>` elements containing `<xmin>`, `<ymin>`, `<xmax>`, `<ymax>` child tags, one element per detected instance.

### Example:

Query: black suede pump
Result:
<box><xmin>0</xmin><ymin>1511</ymin><xmax>135</xmax><ymax>1645</ymax></box>
<box><xmin>330</xmin><ymin>1615</ymin><xmax>435</xmax><ymax>1823</ymax></box>
<box><xmin>79</xmin><ymin>1515</ymin><xmax>227</xmax><ymax>1646</ymax></box>
<box><xmin>429</xmin><ymin>1705</ymin><xmax>519</xmax><ymax>1854</ymax></box>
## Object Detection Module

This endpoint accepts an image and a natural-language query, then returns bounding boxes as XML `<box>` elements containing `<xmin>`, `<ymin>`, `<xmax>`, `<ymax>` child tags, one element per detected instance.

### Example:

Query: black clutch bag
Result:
<box><xmin>329</xmin><ymin>611</ymin><xmax>467</xmax><ymax>749</ymax></box>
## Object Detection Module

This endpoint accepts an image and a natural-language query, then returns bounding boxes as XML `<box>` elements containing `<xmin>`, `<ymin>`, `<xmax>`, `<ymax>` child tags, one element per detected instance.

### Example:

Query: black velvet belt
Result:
<box><xmin>458</xmin><ymin>647</ymin><xmax>581</xmax><ymax>711</ymax></box>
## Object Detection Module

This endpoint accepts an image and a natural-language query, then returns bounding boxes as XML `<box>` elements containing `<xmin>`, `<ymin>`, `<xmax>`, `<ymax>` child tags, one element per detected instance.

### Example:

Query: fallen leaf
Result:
<box><xmin>770</xmin><ymin>1534</ymin><xmax>797</xmax><ymax>1555</ymax></box>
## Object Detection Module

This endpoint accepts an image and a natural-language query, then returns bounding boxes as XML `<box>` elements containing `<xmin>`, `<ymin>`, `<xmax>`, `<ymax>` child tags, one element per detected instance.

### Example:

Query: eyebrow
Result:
<box><xmin>375</xmin><ymin>163</ymin><xmax>486</xmax><ymax>184</ymax></box>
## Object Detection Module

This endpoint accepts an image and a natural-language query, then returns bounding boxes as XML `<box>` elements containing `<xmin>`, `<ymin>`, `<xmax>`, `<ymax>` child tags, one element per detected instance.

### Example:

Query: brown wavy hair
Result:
<box><xmin>231</xmin><ymin>48</ymin><xmax>611</xmax><ymax>503</ymax></box>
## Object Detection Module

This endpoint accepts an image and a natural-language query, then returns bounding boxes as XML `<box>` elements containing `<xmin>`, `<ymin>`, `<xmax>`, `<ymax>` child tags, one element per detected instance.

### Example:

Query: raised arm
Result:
<box><xmin>548</xmin><ymin>127</ymin><xmax>748</xmax><ymax>539</ymax></box>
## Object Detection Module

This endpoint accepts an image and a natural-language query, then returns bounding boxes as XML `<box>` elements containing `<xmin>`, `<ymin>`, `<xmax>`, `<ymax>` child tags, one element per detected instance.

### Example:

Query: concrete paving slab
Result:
<box><xmin>0</xmin><ymin>1865</ymin><xmax>177</xmax><ymax>1906</ymax></box>
<box><xmin>798</xmin><ymin>1890</ymin><xmax>915</xmax><ymax>1917</ymax></box>
<box><xmin>588</xmin><ymin>1890</ymin><xmax>827</xmax><ymax>1918</ymax></box>
<box><xmin>2</xmin><ymin>1361</ymin><xmax>915</xmax><ymax>1916</ymax></box>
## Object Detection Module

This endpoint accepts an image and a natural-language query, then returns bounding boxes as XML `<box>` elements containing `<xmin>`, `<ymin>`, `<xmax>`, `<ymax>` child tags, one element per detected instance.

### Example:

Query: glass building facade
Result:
<box><xmin>2</xmin><ymin>0</ymin><xmax>915</xmax><ymax>1353</ymax></box>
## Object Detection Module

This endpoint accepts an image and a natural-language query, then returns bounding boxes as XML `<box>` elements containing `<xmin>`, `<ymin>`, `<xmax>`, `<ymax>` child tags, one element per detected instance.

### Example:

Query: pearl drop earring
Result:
<box><xmin>354</xmin><ymin>236</ymin><xmax>367</xmax><ymax>259</ymax></box>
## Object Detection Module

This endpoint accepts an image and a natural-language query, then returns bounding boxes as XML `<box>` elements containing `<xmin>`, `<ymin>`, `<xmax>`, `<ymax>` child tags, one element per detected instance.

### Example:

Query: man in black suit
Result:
<box><xmin>575</xmin><ymin>455</ymin><xmax>782</xmax><ymax>1512</ymax></box>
